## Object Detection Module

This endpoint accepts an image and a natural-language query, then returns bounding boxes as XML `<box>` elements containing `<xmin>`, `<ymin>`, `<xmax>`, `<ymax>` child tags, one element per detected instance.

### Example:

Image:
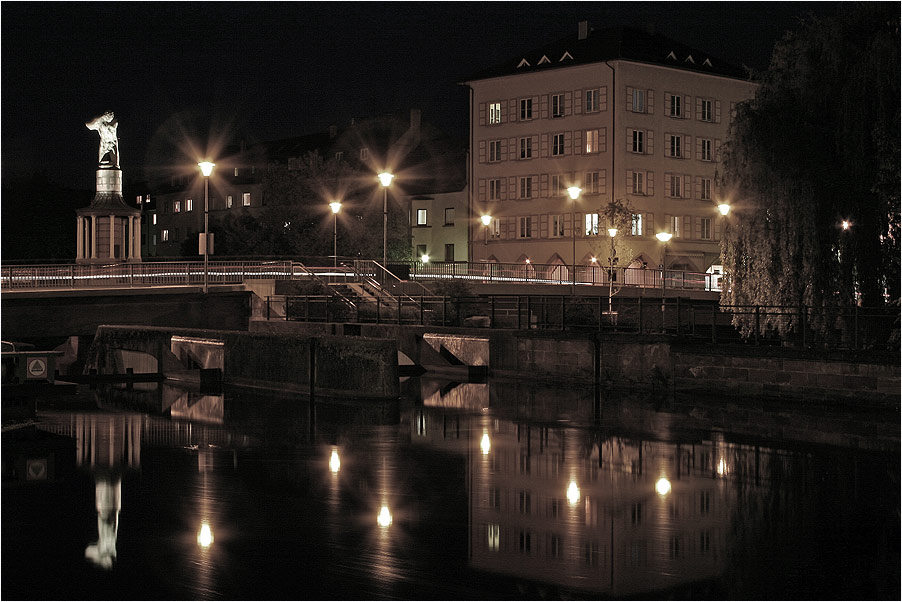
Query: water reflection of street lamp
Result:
<box><xmin>567</xmin><ymin>186</ymin><xmax>582</xmax><ymax>294</ymax></box>
<box><xmin>329</xmin><ymin>448</ymin><xmax>341</xmax><ymax>473</ymax></box>
<box><xmin>607</xmin><ymin>227</ymin><xmax>618</xmax><ymax>321</ymax></box>
<box><xmin>480</xmin><ymin>432</ymin><xmax>491</xmax><ymax>455</ymax></box>
<box><xmin>481</xmin><ymin>214</ymin><xmax>492</xmax><ymax>245</ymax></box>
<box><xmin>198</xmin><ymin>161</ymin><xmax>215</xmax><ymax>294</ymax></box>
<box><xmin>197</xmin><ymin>522</ymin><xmax>214</xmax><ymax>547</ymax></box>
<box><xmin>655</xmin><ymin>477</ymin><xmax>672</xmax><ymax>496</ymax></box>
<box><xmin>567</xmin><ymin>481</ymin><xmax>580</xmax><ymax>505</ymax></box>
<box><xmin>377</xmin><ymin>505</ymin><xmax>393</xmax><ymax>528</ymax></box>
<box><xmin>377</xmin><ymin>172</ymin><xmax>394</xmax><ymax>269</ymax></box>
<box><xmin>329</xmin><ymin>201</ymin><xmax>342</xmax><ymax>269</ymax></box>
<box><xmin>656</xmin><ymin>232</ymin><xmax>673</xmax><ymax>330</ymax></box>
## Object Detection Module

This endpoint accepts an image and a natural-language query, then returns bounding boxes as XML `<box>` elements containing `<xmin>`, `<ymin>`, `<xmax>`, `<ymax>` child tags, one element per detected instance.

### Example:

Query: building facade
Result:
<box><xmin>465</xmin><ymin>24</ymin><xmax>757</xmax><ymax>276</ymax></box>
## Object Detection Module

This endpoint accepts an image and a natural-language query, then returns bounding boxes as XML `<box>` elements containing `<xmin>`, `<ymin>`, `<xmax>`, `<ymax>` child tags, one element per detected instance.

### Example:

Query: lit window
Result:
<box><xmin>700</xmin><ymin>217</ymin><xmax>712</xmax><ymax>240</ymax></box>
<box><xmin>631</xmin><ymin>130</ymin><xmax>644</xmax><ymax>153</ymax></box>
<box><xmin>489</xmin><ymin>179</ymin><xmax>502</xmax><ymax>201</ymax></box>
<box><xmin>152</xmin><ymin>214</ymin><xmax>157</xmax><ymax>225</ymax></box>
<box><xmin>585</xmin><ymin>129</ymin><xmax>600</xmax><ymax>154</ymax></box>
<box><xmin>242</xmin><ymin>193</ymin><xmax>251</xmax><ymax>207</ymax></box>
<box><xmin>518</xmin><ymin>216</ymin><xmax>532</xmax><ymax>238</ymax></box>
<box><xmin>489</xmin><ymin>102</ymin><xmax>502</xmax><ymax>124</ymax></box>
<box><xmin>552</xmin><ymin>133</ymin><xmax>564</xmax><ymax>156</ymax></box>
<box><xmin>173</xmin><ymin>200</ymin><xmax>180</xmax><ymax>213</ymax></box>
<box><xmin>519</xmin><ymin>98</ymin><xmax>533</xmax><ymax>120</ymax></box>
<box><xmin>670</xmin><ymin>94</ymin><xmax>682</xmax><ymax>118</ymax></box>
<box><xmin>671</xmin><ymin>215</ymin><xmax>682</xmax><ymax>237</ymax></box>
<box><xmin>489</xmin><ymin>140</ymin><xmax>502</xmax><ymax>162</ymax></box>
<box><xmin>161</xmin><ymin>229</ymin><xmax>169</xmax><ymax>242</ymax></box>
<box><xmin>136</xmin><ymin>195</ymin><xmax>143</xmax><ymax>205</ymax></box>
<box><xmin>585</xmin><ymin>213</ymin><xmax>599</xmax><ymax>236</ymax></box>
<box><xmin>551</xmin><ymin>93</ymin><xmax>564</xmax><ymax>118</ymax></box>
<box><xmin>631</xmin><ymin>213</ymin><xmax>643</xmax><ymax>236</ymax></box>
<box><xmin>631</xmin><ymin>88</ymin><xmax>645</xmax><ymax>113</ymax></box>
<box><xmin>491</xmin><ymin>219</ymin><xmax>500</xmax><ymax>237</ymax></box>
<box><xmin>186</xmin><ymin>199</ymin><xmax>193</xmax><ymax>212</ymax></box>
<box><xmin>700</xmin><ymin>99</ymin><xmax>713</xmax><ymax>122</ymax></box>
<box><xmin>227</xmin><ymin>195</ymin><xmax>233</xmax><ymax>208</ymax></box>
<box><xmin>444</xmin><ymin>207</ymin><xmax>454</xmax><ymax>225</ymax></box>
<box><xmin>700</xmin><ymin>138</ymin><xmax>712</xmax><ymax>161</ymax></box>
<box><xmin>585</xmin><ymin>88</ymin><xmax>600</xmax><ymax>112</ymax></box>
<box><xmin>234</xmin><ymin>167</ymin><xmax>239</xmax><ymax>177</ymax></box>
<box><xmin>519</xmin><ymin>137</ymin><xmax>532</xmax><ymax>159</ymax></box>
<box><xmin>518</xmin><ymin>176</ymin><xmax>532</xmax><ymax>199</ymax></box>
<box><xmin>417</xmin><ymin>209</ymin><xmax>427</xmax><ymax>225</ymax></box>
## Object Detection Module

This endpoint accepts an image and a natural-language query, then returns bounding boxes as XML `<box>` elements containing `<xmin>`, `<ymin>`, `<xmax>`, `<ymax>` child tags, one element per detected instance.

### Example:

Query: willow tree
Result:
<box><xmin>720</xmin><ymin>3</ymin><xmax>900</xmax><ymax>341</ymax></box>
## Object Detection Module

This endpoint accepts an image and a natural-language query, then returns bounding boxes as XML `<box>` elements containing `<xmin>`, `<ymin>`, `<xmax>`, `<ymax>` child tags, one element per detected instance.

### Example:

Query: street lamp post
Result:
<box><xmin>329</xmin><ymin>201</ymin><xmax>342</xmax><ymax>269</ymax></box>
<box><xmin>481</xmin><ymin>214</ymin><xmax>492</xmax><ymax>245</ymax></box>
<box><xmin>198</xmin><ymin>161</ymin><xmax>215</xmax><ymax>294</ymax></box>
<box><xmin>656</xmin><ymin>232</ymin><xmax>673</xmax><ymax>330</ymax></box>
<box><xmin>567</xmin><ymin>186</ymin><xmax>582</xmax><ymax>295</ymax></box>
<box><xmin>377</xmin><ymin>172</ymin><xmax>394</xmax><ymax>272</ymax></box>
<box><xmin>607</xmin><ymin>227</ymin><xmax>618</xmax><ymax>320</ymax></box>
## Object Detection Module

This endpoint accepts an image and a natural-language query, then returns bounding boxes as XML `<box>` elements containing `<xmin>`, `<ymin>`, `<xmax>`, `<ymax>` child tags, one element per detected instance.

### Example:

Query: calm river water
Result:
<box><xmin>3</xmin><ymin>378</ymin><xmax>899</xmax><ymax>600</ymax></box>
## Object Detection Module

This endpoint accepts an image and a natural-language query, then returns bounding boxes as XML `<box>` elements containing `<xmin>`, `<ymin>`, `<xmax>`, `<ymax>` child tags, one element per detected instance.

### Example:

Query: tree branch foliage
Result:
<box><xmin>720</xmin><ymin>3</ymin><xmax>900</xmax><ymax>340</ymax></box>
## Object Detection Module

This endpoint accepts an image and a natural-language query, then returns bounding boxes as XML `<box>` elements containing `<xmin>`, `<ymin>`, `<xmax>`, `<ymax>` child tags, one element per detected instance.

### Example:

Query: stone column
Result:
<box><xmin>109</xmin><ymin>215</ymin><xmax>115</xmax><ymax>259</ymax></box>
<box><xmin>91</xmin><ymin>216</ymin><xmax>97</xmax><ymax>259</ymax></box>
<box><xmin>77</xmin><ymin>217</ymin><xmax>84</xmax><ymax>260</ymax></box>
<box><xmin>133</xmin><ymin>216</ymin><xmax>142</xmax><ymax>260</ymax></box>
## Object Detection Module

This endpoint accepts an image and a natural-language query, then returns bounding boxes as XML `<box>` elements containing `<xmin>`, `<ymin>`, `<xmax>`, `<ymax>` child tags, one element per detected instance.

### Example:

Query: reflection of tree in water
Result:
<box><xmin>723</xmin><ymin>446</ymin><xmax>900</xmax><ymax>599</ymax></box>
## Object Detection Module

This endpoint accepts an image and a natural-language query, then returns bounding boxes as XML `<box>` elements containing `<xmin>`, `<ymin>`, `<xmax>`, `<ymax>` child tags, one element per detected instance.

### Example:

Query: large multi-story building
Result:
<box><xmin>464</xmin><ymin>23</ymin><xmax>757</xmax><ymax>278</ymax></box>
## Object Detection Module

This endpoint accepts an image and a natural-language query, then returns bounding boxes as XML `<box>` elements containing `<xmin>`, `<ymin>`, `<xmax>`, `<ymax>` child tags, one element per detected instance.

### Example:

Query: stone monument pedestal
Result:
<box><xmin>76</xmin><ymin>169</ymin><xmax>142</xmax><ymax>264</ymax></box>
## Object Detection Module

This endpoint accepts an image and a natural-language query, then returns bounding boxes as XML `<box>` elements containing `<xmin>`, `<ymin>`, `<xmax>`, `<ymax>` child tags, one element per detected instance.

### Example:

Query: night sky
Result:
<box><xmin>2</xmin><ymin>1</ymin><xmax>839</xmax><ymax>192</ymax></box>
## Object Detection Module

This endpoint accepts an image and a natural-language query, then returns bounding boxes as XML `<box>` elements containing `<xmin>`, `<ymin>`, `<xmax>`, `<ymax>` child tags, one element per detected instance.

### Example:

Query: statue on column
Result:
<box><xmin>85</xmin><ymin>111</ymin><xmax>120</xmax><ymax>169</ymax></box>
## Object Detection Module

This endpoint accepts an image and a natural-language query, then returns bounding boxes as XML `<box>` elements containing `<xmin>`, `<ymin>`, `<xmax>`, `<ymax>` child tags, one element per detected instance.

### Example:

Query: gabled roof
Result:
<box><xmin>463</xmin><ymin>26</ymin><xmax>750</xmax><ymax>82</ymax></box>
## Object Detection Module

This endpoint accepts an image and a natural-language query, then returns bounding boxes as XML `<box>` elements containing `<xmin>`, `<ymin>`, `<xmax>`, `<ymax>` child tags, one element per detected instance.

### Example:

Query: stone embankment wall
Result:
<box><xmin>87</xmin><ymin>325</ymin><xmax>399</xmax><ymax>399</ymax></box>
<box><xmin>252</xmin><ymin>320</ymin><xmax>899</xmax><ymax>404</ymax></box>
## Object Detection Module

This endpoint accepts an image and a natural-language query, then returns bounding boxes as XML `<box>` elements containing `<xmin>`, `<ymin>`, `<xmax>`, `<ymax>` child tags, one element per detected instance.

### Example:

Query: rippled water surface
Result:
<box><xmin>3</xmin><ymin>379</ymin><xmax>898</xmax><ymax>600</ymax></box>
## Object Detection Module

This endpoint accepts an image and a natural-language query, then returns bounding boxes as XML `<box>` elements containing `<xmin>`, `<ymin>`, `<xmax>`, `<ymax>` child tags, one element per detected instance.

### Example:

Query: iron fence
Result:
<box><xmin>266</xmin><ymin>293</ymin><xmax>900</xmax><ymax>351</ymax></box>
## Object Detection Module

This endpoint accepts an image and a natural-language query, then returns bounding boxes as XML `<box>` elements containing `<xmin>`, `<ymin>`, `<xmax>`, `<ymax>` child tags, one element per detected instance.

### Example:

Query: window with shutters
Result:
<box><xmin>585</xmin><ymin>129</ymin><xmax>601</xmax><ymax>154</ymax></box>
<box><xmin>489</xmin><ymin>102</ymin><xmax>502</xmax><ymax>124</ymax></box>
<box><xmin>586</xmin><ymin>171</ymin><xmax>600</xmax><ymax>195</ymax></box>
<box><xmin>586</xmin><ymin>88</ymin><xmax>600</xmax><ymax>112</ymax></box>
<box><xmin>551</xmin><ymin>214</ymin><xmax>565</xmax><ymax>238</ymax></box>
<box><xmin>585</xmin><ymin>213</ymin><xmax>599</xmax><ymax>236</ymax></box>
<box><xmin>631</xmin><ymin>88</ymin><xmax>645</xmax><ymax>113</ymax></box>
<box><xmin>700</xmin><ymin>178</ymin><xmax>712</xmax><ymax>201</ymax></box>
<box><xmin>519</xmin><ymin>176</ymin><xmax>533</xmax><ymax>199</ymax></box>
<box><xmin>489</xmin><ymin>140</ymin><xmax>502</xmax><ymax>162</ymax></box>
<box><xmin>668</xmin><ymin>174</ymin><xmax>683</xmax><ymax>198</ymax></box>
<box><xmin>670</xmin><ymin>94</ymin><xmax>683</xmax><ymax>118</ymax></box>
<box><xmin>520</xmin><ymin>98</ymin><xmax>533</xmax><ymax>120</ymax></box>
<box><xmin>671</xmin><ymin>215</ymin><xmax>681</xmax><ymax>237</ymax></box>
<box><xmin>700</xmin><ymin>138</ymin><xmax>712</xmax><ymax>161</ymax></box>
<box><xmin>631</xmin><ymin>171</ymin><xmax>645</xmax><ymax>195</ymax></box>
<box><xmin>552</xmin><ymin>133</ymin><xmax>565</xmax><ymax>156</ymax></box>
<box><xmin>631</xmin><ymin>213</ymin><xmax>643</xmax><ymax>236</ymax></box>
<box><xmin>519</xmin><ymin>137</ymin><xmax>533</xmax><ymax>159</ymax></box>
<box><xmin>518</xmin><ymin>216</ymin><xmax>533</xmax><ymax>238</ymax></box>
<box><xmin>669</xmin><ymin>135</ymin><xmax>683</xmax><ymax>158</ymax></box>
<box><xmin>551</xmin><ymin>94</ymin><xmax>565</xmax><ymax>118</ymax></box>
<box><xmin>700</xmin><ymin>99</ymin><xmax>713</xmax><ymax>122</ymax></box>
<box><xmin>551</xmin><ymin>174</ymin><xmax>565</xmax><ymax>197</ymax></box>
<box><xmin>631</xmin><ymin>130</ymin><xmax>644</xmax><ymax>153</ymax></box>
<box><xmin>700</xmin><ymin>217</ymin><xmax>712</xmax><ymax>240</ymax></box>
<box><xmin>489</xmin><ymin>179</ymin><xmax>502</xmax><ymax>201</ymax></box>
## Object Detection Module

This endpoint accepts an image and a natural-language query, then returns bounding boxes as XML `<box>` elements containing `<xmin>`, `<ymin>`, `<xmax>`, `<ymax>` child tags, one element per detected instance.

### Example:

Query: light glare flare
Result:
<box><xmin>198</xmin><ymin>161</ymin><xmax>215</xmax><ymax>177</ymax></box>
<box><xmin>329</xmin><ymin>449</ymin><xmax>341</xmax><ymax>473</ymax></box>
<box><xmin>377</xmin><ymin>506</ymin><xmax>392</xmax><ymax>527</ymax></box>
<box><xmin>197</xmin><ymin>522</ymin><xmax>214</xmax><ymax>547</ymax></box>
<box><xmin>656</xmin><ymin>477</ymin><xmax>672</xmax><ymax>496</ymax></box>
<box><xmin>567</xmin><ymin>481</ymin><xmax>580</xmax><ymax>505</ymax></box>
<box><xmin>377</xmin><ymin>172</ymin><xmax>394</xmax><ymax>187</ymax></box>
<box><xmin>480</xmin><ymin>432</ymin><xmax>491</xmax><ymax>455</ymax></box>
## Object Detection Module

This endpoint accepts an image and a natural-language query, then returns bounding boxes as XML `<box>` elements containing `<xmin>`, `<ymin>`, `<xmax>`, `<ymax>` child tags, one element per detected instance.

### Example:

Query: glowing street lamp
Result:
<box><xmin>329</xmin><ymin>201</ymin><xmax>342</xmax><ymax>268</ymax></box>
<box><xmin>198</xmin><ymin>161</ymin><xmax>215</xmax><ymax>294</ymax></box>
<box><xmin>717</xmin><ymin>203</ymin><xmax>731</xmax><ymax>217</ymax></box>
<box><xmin>656</xmin><ymin>232</ymin><xmax>673</xmax><ymax>330</ymax></box>
<box><xmin>421</xmin><ymin>254</ymin><xmax>429</xmax><ymax>264</ymax></box>
<box><xmin>481</xmin><ymin>214</ymin><xmax>492</xmax><ymax>245</ymax></box>
<box><xmin>567</xmin><ymin>186</ymin><xmax>582</xmax><ymax>294</ymax></box>
<box><xmin>841</xmin><ymin>220</ymin><xmax>852</xmax><ymax>231</ymax></box>
<box><xmin>377</xmin><ymin>172</ymin><xmax>394</xmax><ymax>270</ymax></box>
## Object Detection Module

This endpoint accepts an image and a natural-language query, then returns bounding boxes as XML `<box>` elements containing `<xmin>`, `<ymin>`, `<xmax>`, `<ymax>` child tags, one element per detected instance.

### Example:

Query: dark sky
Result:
<box><xmin>2</xmin><ymin>2</ymin><xmax>839</xmax><ymax>191</ymax></box>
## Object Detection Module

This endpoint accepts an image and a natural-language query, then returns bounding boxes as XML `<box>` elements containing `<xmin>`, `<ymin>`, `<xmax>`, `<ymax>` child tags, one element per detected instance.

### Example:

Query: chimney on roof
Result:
<box><xmin>578</xmin><ymin>20</ymin><xmax>589</xmax><ymax>40</ymax></box>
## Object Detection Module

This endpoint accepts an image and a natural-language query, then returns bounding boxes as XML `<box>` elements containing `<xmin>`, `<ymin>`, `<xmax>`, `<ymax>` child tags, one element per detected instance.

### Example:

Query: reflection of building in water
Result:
<box><xmin>410</xmin><ymin>407</ymin><xmax>781</xmax><ymax>597</ymax></box>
